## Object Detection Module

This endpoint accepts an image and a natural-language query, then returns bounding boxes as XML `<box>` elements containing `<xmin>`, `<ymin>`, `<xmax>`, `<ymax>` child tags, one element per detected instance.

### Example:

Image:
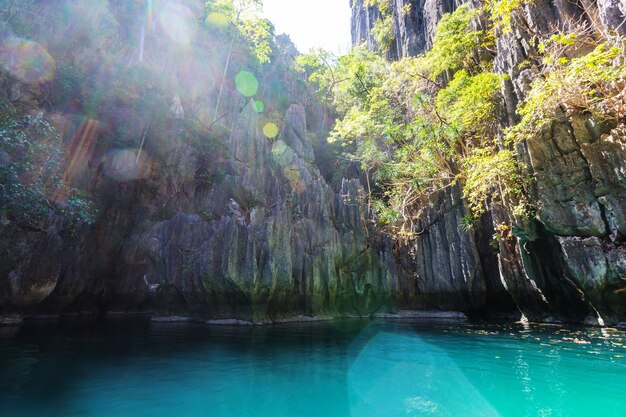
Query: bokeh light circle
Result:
<box><xmin>263</xmin><ymin>122</ymin><xmax>279</xmax><ymax>139</ymax></box>
<box><xmin>271</xmin><ymin>140</ymin><xmax>295</xmax><ymax>166</ymax></box>
<box><xmin>235</xmin><ymin>71</ymin><xmax>259</xmax><ymax>97</ymax></box>
<box><xmin>0</xmin><ymin>37</ymin><xmax>55</xmax><ymax>83</ymax></box>
<box><xmin>253</xmin><ymin>100</ymin><xmax>265</xmax><ymax>113</ymax></box>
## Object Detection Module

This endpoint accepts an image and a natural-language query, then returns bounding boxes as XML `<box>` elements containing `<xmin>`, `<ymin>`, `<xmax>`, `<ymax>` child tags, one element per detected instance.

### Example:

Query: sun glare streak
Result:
<box><xmin>63</xmin><ymin>119</ymin><xmax>100</xmax><ymax>186</ymax></box>
<box><xmin>139</xmin><ymin>25</ymin><xmax>146</xmax><ymax>62</ymax></box>
<box><xmin>147</xmin><ymin>0</ymin><xmax>154</xmax><ymax>27</ymax></box>
<box><xmin>348</xmin><ymin>329</ymin><xmax>502</xmax><ymax>417</ymax></box>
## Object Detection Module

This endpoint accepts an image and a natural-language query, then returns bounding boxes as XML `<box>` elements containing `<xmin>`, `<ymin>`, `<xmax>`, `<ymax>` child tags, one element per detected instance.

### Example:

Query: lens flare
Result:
<box><xmin>271</xmin><ymin>140</ymin><xmax>294</xmax><ymax>166</ymax></box>
<box><xmin>253</xmin><ymin>100</ymin><xmax>265</xmax><ymax>113</ymax></box>
<box><xmin>348</xmin><ymin>331</ymin><xmax>502</xmax><ymax>417</ymax></box>
<box><xmin>147</xmin><ymin>0</ymin><xmax>154</xmax><ymax>23</ymax></box>
<box><xmin>0</xmin><ymin>37</ymin><xmax>55</xmax><ymax>83</ymax></box>
<box><xmin>264</xmin><ymin>122</ymin><xmax>280</xmax><ymax>139</ymax></box>
<box><xmin>284</xmin><ymin>165</ymin><xmax>305</xmax><ymax>193</ymax></box>
<box><xmin>62</xmin><ymin>118</ymin><xmax>99</xmax><ymax>187</ymax></box>
<box><xmin>235</xmin><ymin>71</ymin><xmax>259</xmax><ymax>97</ymax></box>
<box><xmin>159</xmin><ymin>3</ymin><xmax>195</xmax><ymax>45</ymax></box>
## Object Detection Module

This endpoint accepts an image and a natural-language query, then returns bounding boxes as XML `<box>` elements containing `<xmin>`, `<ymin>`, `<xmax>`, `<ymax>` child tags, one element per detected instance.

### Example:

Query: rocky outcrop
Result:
<box><xmin>135</xmin><ymin>104</ymin><xmax>398</xmax><ymax>321</ymax></box>
<box><xmin>508</xmin><ymin>116</ymin><xmax>626</xmax><ymax>324</ymax></box>
<box><xmin>351</xmin><ymin>0</ymin><xmax>390</xmax><ymax>54</ymax></box>
<box><xmin>597</xmin><ymin>0</ymin><xmax>626</xmax><ymax>36</ymax></box>
<box><xmin>489</xmin><ymin>1</ymin><xmax>626</xmax><ymax>324</ymax></box>
<box><xmin>0</xmin><ymin>0</ymin><xmax>399</xmax><ymax>322</ymax></box>
<box><xmin>351</xmin><ymin>0</ymin><xmax>464</xmax><ymax>58</ymax></box>
<box><xmin>397</xmin><ymin>187</ymin><xmax>483</xmax><ymax>311</ymax></box>
<box><xmin>352</xmin><ymin>0</ymin><xmax>626</xmax><ymax>324</ymax></box>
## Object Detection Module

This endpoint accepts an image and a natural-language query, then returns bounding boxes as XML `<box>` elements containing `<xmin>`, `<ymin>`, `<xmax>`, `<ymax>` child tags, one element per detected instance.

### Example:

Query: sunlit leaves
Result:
<box><xmin>205</xmin><ymin>0</ymin><xmax>273</xmax><ymax>64</ymax></box>
<box><xmin>483</xmin><ymin>0</ymin><xmax>528</xmax><ymax>33</ymax></box>
<box><xmin>294</xmin><ymin>48</ymin><xmax>340</xmax><ymax>104</ymax></box>
<box><xmin>436</xmin><ymin>70</ymin><xmax>506</xmax><ymax>139</ymax></box>
<box><xmin>294</xmin><ymin>4</ymin><xmax>538</xmax><ymax>233</ymax></box>
<box><xmin>424</xmin><ymin>5</ymin><xmax>492</xmax><ymax>79</ymax></box>
<box><xmin>372</xmin><ymin>14</ymin><xmax>395</xmax><ymax>52</ymax></box>
<box><xmin>461</xmin><ymin>147</ymin><xmax>527</xmax><ymax>217</ymax></box>
<box><xmin>508</xmin><ymin>40</ymin><xmax>626</xmax><ymax>143</ymax></box>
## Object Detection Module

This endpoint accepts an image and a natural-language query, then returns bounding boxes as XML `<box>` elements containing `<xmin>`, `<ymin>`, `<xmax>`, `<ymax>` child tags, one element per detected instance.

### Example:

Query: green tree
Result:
<box><xmin>423</xmin><ymin>4</ymin><xmax>493</xmax><ymax>79</ymax></box>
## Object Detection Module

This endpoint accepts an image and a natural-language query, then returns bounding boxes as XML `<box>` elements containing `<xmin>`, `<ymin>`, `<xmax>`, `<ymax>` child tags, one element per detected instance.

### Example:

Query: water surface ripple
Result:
<box><xmin>1</xmin><ymin>319</ymin><xmax>625</xmax><ymax>416</ymax></box>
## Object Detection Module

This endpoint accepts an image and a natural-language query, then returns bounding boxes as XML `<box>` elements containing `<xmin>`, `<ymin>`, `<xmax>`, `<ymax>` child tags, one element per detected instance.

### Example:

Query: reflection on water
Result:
<box><xmin>348</xmin><ymin>331</ymin><xmax>500</xmax><ymax>416</ymax></box>
<box><xmin>1</xmin><ymin>319</ymin><xmax>625</xmax><ymax>417</ymax></box>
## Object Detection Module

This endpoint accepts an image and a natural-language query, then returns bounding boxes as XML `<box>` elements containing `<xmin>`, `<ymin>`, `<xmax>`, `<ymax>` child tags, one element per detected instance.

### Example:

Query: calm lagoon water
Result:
<box><xmin>1</xmin><ymin>318</ymin><xmax>625</xmax><ymax>417</ymax></box>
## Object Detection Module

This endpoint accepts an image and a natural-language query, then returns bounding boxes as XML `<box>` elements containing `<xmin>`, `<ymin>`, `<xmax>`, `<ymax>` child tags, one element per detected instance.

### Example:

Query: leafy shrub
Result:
<box><xmin>461</xmin><ymin>147</ymin><xmax>530</xmax><ymax>218</ymax></box>
<box><xmin>484</xmin><ymin>0</ymin><xmax>528</xmax><ymax>33</ymax></box>
<box><xmin>372</xmin><ymin>14</ymin><xmax>396</xmax><ymax>53</ymax></box>
<box><xmin>424</xmin><ymin>5</ymin><xmax>493</xmax><ymax>79</ymax></box>
<box><xmin>0</xmin><ymin>101</ymin><xmax>96</xmax><ymax>228</ymax></box>
<box><xmin>436</xmin><ymin>70</ymin><xmax>506</xmax><ymax>139</ymax></box>
<box><xmin>508</xmin><ymin>39</ymin><xmax>626</xmax><ymax>143</ymax></box>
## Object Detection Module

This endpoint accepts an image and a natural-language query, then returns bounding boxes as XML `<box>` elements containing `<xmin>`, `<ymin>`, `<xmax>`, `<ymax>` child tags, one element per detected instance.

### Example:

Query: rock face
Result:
<box><xmin>0</xmin><ymin>0</ymin><xmax>397</xmax><ymax>322</ymax></box>
<box><xmin>0</xmin><ymin>95</ymin><xmax>399</xmax><ymax>321</ymax></box>
<box><xmin>490</xmin><ymin>0</ymin><xmax>626</xmax><ymax>324</ymax></box>
<box><xmin>351</xmin><ymin>0</ymin><xmax>385</xmax><ymax>53</ymax></box>
<box><xmin>351</xmin><ymin>0</ymin><xmax>626</xmax><ymax>324</ymax></box>
<box><xmin>136</xmin><ymin>104</ymin><xmax>398</xmax><ymax>321</ymax></box>
<box><xmin>351</xmin><ymin>0</ymin><xmax>465</xmax><ymax>58</ymax></box>
<box><xmin>1</xmin><ymin>0</ymin><xmax>625</xmax><ymax>324</ymax></box>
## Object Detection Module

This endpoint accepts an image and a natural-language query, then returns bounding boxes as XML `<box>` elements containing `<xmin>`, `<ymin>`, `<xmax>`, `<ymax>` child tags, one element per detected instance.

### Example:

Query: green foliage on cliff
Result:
<box><xmin>205</xmin><ymin>0</ymin><xmax>273</xmax><ymax>64</ymax></box>
<box><xmin>0</xmin><ymin>101</ymin><xmax>96</xmax><ymax>228</ymax></box>
<box><xmin>294</xmin><ymin>48</ymin><xmax>340</xmax><ymax>102</ymax></box>
<box><xmin>461</xmin><ymin>147</ymin><xmax>529</xmax><ymax>217</ymax></box>
<box><xmin>424</xmin><ymin>5</ymin><xmax>493</xmax><ymax>79</ymax></box>
<box><xmin>298</xmin><ymin>5</ymin><xmax>521</xmax><ymax>235</ymax></box>
<box><xmin>509</xmin><ymin>38</ymin><xmax>626</xmax><ymax>143</ymax></box>
<box><xmin>300</xmin><ymin>2</ymin><xmax>626</xmax><ymax>238</ymax></box>
<box><xmin>372</xmin><ymin>14</ymin><xmax>396</xmax><ymax>53</ymax></box>
<box><xmin>436</xmin><ymin>70</ymin><xmax>505</xmax><ymax>138</ymax></box>
<box><xmin>362</xmin><ymin>0</ymin><xmax>396</xmax><ymax>53</ymax></box>
<box><xmin>484</xmin><ymin>0</ymin><xmax>528</xmax><ymax>32</ymax></box>
<box><xmin>365</xmin><ymin>0</ymin><xmax>392</xmax><ymax>14</ymax></box>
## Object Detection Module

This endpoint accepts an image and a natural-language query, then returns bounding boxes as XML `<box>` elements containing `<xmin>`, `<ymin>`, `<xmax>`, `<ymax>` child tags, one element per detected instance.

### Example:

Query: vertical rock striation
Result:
<box><xmin>351</xmin><ymin>0</ymin><xmax>626</xmax><ymax>324</ymax></box>
<box><xmin>1</xmin><ymin>0</ymin><xmax>624</xmax><ymax>324</ymax></box>
<box><xmin>351</xmin><ymin>0</ymin><xmax>466</xmax><ymax>58</ymax></box>
<box><xmin>137</xmin><ymin>103</ymin><xmax>398</xmax><ymax>321</ymax></box>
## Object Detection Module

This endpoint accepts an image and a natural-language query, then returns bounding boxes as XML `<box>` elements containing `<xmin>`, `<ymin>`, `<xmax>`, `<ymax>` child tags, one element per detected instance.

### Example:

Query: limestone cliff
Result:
<box><xmin>136</xmin><ymin>104</ymin><xmax>398</xmax><ymax>321</ymax></box>
<box><xmin>1</xmin><ymin>0</ymin><xmax>625</xmax><ymax>325</ymax></box>
<box><xmin>0</xmin><ymin>0</ymin><xmax>401</xmax><ymax>322</ymax></box>
<box><xmin>351</xmin><ymin>0</ymin><xmax>626</xmax><ymax>324</ymax></box>
<box><xmin>351</xmin><ymin>0</ymin><xmax>466</xmax><ymax>58</ymax></box>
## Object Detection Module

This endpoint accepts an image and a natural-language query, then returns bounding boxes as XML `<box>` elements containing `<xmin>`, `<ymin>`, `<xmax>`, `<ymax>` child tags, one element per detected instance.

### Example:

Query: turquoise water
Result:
<box><xmin>1</xmin><ymin>319</ymin><xmax>626</xmax><ymax>417</ymax></box>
